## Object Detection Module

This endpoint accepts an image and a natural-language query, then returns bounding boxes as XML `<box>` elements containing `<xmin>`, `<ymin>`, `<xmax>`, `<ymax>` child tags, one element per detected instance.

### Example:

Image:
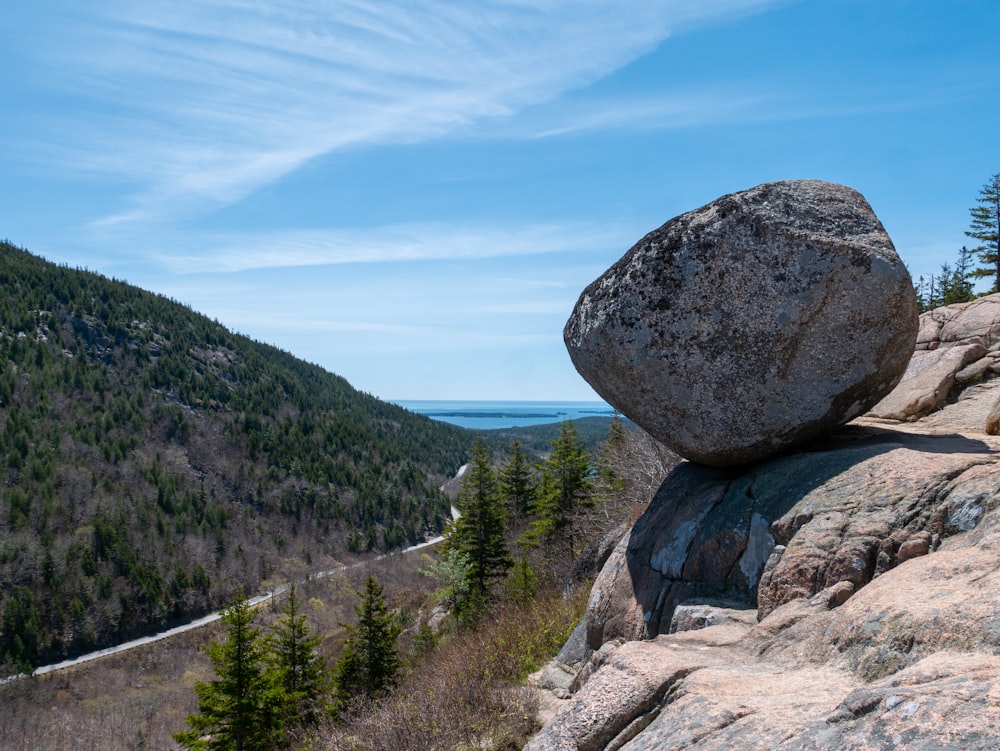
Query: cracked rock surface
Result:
<box><xmin>583</xmin><ymin>424</ymin><xmax>1000</xmax><ymax>651</ymax></box>
<box><xmin>528</xmin><ymin>421</ymin><xmax>1000</xmax><ymax>750</ymax></box>
<box><xmin>869</xmin><ymin>293</ymin><xmax>1000</xmax><ymax>423</ymax></box>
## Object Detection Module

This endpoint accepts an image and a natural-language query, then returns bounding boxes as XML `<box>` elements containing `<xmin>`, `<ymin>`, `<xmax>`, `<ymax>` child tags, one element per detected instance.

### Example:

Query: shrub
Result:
<box><xmin>316</xmin><ymin>585</ymin><xmax>587</xmax><ymax>751</ymax></box>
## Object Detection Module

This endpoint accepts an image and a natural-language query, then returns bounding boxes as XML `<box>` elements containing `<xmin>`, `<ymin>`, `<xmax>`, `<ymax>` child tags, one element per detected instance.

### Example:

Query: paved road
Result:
<box><xmin>24</xmin><ymin>532</ymin><xmax>449</xmax><ymax>679</ymax></box>
<box><xmin>1</xmin><ymin>468</ymin><xmax>466</xmax><ymax>685</ymax></box>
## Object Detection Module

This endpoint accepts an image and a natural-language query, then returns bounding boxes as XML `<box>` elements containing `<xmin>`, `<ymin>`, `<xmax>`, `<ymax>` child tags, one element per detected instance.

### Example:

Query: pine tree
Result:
<box><xmin>450</xmin><ymin>435</ymin><xmax>513</xmax><ymax>602</ymax></box>
<box><xmin>529</xmin><ymin>422</ymin><xmax>593</xmax><ymax>561</ymax></box>
<box><xmin>268</xmin><ymin>584</ymin><xmax>329</xmax><ymax>727</ymax></box>
<box><xmin>332</xmin><ymin>576</ymin><xmax>401</xmax><ymax>717</ymax></box>
<box><xmin>174</xmin><ymin>596</ymin><xmax>283</xmax><ymax>751</ymax></box>
<box><xmin>498</xmin><ymin>439</ymin><xmax>536</xmax><ymax>530</ymax></box>
<box><xmin>939</xmin><ymin>247</ymin><xmax>977</xmax><ymax>306</ymax></box>
<box><xmin>966</xmin><ymin>173</ymin><xmax>1000</xmax><ymax>292</ymax></box>
<box><xmin>421</xmin><ymin>549</ymin><xmax>476</xmax><ymax>625</ymax></box>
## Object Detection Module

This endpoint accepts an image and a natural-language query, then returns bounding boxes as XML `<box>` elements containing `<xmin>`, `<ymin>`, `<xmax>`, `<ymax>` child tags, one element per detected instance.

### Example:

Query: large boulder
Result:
<box><xmin>564</xmin><ymin>180</ymin><xmax>918</xmax><ymax>466</ymax></box>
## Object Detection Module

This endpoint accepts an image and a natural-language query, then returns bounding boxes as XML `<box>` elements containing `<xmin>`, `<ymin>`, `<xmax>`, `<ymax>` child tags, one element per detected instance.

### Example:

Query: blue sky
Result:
<box><xmin>2</xmin><ymin>1</ymin><xmax>999</xmax><ymax>401</ymax></box>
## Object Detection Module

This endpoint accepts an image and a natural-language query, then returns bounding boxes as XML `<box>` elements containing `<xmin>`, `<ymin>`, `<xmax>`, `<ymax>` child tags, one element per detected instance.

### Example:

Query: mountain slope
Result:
<box><xmin>0</xmin><ymin>240</ymin><xmax>469</xmax><ymax>672</ymax></box>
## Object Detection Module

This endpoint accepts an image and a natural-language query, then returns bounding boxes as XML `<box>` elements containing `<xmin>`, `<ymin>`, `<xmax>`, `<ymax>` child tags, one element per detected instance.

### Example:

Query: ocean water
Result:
<box><xmin>395</xmin><ymin>400</ymin><xmax>616</xmax><ymax>430</ymax></box>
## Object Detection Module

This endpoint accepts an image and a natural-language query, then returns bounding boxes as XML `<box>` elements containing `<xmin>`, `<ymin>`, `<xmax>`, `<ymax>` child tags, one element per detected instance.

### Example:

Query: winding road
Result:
<box><xmin>1</xmin><ymin>466</ymin><xmax>466</xmax><ymax>685</ymax></box>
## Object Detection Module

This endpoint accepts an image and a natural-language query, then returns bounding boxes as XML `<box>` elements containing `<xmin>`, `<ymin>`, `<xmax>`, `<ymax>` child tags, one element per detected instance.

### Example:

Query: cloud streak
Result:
<box><xmin>503</xmin><ymin>69</ymin><xmax>990</xmax><ymax>142</ymax></box>
<box><xmin>151</xmin><ymin>221</ymin><xmax>635</xmax><ymax>273</ymax></box>
<box><xmin>19</xmin><ymin>0</ymin><xmax>787</xmax><ymax>224</ymax></box>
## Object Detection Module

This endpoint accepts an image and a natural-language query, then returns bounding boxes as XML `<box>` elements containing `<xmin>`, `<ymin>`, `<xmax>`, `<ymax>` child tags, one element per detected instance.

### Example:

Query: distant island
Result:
<box><xmin>424</xmin><ymin>410</ymin><xmax>570</xmax><ymax>419</ymax></box>
<box><xmin>424</xmin><ymin>409</ymin><xmax>616</xmax><ymax>419</ymax></box>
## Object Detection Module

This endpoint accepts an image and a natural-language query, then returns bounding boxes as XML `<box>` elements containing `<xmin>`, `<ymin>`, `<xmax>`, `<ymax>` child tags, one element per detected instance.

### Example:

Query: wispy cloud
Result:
<box><xmin>522</xmin><ymin>91</ymin><xmax>777</xmax><ymax>139</ymax></box>
<box><xmin>17</xmin><ymin>0</ymin><xmax>787</xmax><ymax>224</ymax></box>
<box><xmin>150</xmin><ymin>220</ymin><xmax>635</xmax><ymax>273</ymax></box>
<box><xmin>502</xmin><ymin>69</ymin><xmax>989</xmax><ymax>141</ymax></box>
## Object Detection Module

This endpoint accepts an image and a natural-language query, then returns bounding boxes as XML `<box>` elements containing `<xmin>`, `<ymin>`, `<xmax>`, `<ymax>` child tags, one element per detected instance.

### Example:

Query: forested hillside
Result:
<box><xmin>0</xmin><ymin>240</ymin><xmax>469</xmax><ymax>673</ymax></box>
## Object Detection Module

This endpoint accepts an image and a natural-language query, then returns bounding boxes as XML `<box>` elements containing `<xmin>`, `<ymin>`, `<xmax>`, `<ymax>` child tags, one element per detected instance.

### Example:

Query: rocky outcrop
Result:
<box><xmin>916</xmin><ymin>294</ymin><xmax>1000</xmax><ymax>350</ymax></box>
<box><xmin>582</xmin><ymin>424</ymin><xmax>1000</xmax><ymax>651</ymax></box>
<box><xmin>564</xmin><ymin>180</ymin><xmax>917</xmax><ymax>466</ymax></box>
<box><xmin>869</xmin><ymin>293</ymin><xmax>1000</xmax><ymax>422</ymax></box>
<box><xmin>528</xmin><ymin>281</ymin><xmax>1000</xmax><ymax>750</ymax></box>
<box><xmin>527</xmin><ymin>421</ymin><xmax>1000</xmax><ymax>750</ymax></box>
<box><xmin>867</xmin><ymin>343</ymin><xmax>986</xmax><ymax>421</ymax></box>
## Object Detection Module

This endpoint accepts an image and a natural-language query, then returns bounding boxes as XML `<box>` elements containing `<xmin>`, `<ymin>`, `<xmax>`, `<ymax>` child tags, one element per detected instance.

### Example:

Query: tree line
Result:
<box><xmin>914</xmin><ymin>173</ymin><xmax>1000</xmax><ymax>311</ymax></box>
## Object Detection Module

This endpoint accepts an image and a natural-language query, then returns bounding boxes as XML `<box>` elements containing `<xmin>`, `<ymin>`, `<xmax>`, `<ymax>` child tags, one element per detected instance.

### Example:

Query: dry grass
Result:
<box><xmin>0</xmin><ymin>625</ymin><xmax>209</xmax><ymax>751</ymax></box>
<box><xmin>0</xmin><ymin>551</ymin><xmax>439</xmax><ymax>751</ymax></box>
<box><xmin>315</xmin><ymin>586</ymin><xmax>588</xmax><ymax>751</ymax></box>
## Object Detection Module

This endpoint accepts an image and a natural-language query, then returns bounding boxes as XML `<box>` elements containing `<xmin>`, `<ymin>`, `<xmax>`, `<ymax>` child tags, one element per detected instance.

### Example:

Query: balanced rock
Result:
<box><xmin>564</xmin><ymin>180</ymin><xmax>918</xmax><ymax>466</ymax></box>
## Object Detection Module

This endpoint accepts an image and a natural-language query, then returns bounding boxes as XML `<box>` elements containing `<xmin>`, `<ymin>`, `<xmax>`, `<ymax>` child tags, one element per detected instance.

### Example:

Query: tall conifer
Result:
<box><xmin>498</xmin><ymin>439</ymin><xmax>536</xmax><ymax>530</ymax></box>
<box><xmin>531</xmin><ymin>422</ymin><xmax>593</xmax><ymax>560</ymax></box>
<box><xmin>269</xmin><ymin>584</ymin><xmax>329</xmax><ymax>726</ymax></box>
<box><xmin>332</xmin><ymin>576</ymin><xmax>401</xmax><ymax>717</ymax></box>
<box><xmin>966</xmin><ymin>173</ymin><xmax>1000</xmax><ymax>291</ymax></box>
<box><xmin>174</xmin><ymin>596</ymin><xmax>282</xmax><ymax>751</ymax></box>
<box><xmin>451</xmin><ymin>435</ymin><xmax>513</xmax><ymax>603</ymax></box>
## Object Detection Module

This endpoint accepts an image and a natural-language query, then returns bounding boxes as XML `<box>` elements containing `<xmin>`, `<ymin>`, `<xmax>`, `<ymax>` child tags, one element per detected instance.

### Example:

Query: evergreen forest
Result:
<box><xmin>0</xmin><ymin>240</ymin><xmax>471</xmax><ymax>673</ymax></box>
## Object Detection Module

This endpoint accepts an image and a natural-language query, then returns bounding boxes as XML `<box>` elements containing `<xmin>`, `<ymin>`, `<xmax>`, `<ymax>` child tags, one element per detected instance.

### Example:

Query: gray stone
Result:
<box><xmin>668</xmin><ymin>601</ymin><xmax>756</xmax><ymax>634</ymax></box>
<box><xmin>524</xmin><ymin>639</ymin><xmax>707</xmax><ymax>751</ymax></box>
<box><xmin>564</xmin><ymin>180</ymin><xmax>917</xmax><ymax>466</ymax></box>
<box><xmin>535</xmin><ymin>619</ymin><xmax>592</xmax><ymax>697</ymax></box>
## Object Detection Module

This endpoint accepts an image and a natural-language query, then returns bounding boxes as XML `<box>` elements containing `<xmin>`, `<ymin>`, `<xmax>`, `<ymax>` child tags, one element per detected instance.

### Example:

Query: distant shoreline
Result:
<box><xmin>394</xmin><ymin>400</ymin><xmax>615</xmax><ymax>430</ymax></box>
<box><xmin>424</xmin><ymin>411</ymin><xmax>569</xmax><ymax>418</ymax></box>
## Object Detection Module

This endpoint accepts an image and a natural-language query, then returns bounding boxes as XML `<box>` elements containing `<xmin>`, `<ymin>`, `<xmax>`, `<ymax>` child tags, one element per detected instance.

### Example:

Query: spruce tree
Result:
<box><xmin>450</xmin><ymin>435</ymin><xmax>513</xmax><ymax>603</ymax></box>
<box><xmin>174</xmin><ymin>596</ymin><xmax>282</xmax><ymax>751</ymax></box>
<box><xmin>939</xmin><ymin>248</ymin><xmax>976</xmax><ymax>306</ymax></box>
<box><xmin>966</xmin><ymin>173</ymin><xmax>1000</xmax><ymax>292</ymax></box>
<box><xmin>530</xmin><ymin>421</ymin><xmax>593</xmax><ymax>560</ymax></box>
<box><xmin>422</xmin><ymin>549</ymin><xmax>476</xmax><ymax>625</ymax></box>
<box><xmin>269</xmin><ymin>584</ymin><xmax>329</xmax><ymax>727</ymax></box>
<box><xmin>332</xmin><ymin>576</ymin><xmax>401</xmax><ymax>716</ymax></box>
<box><xmin>914</xmin><ymin>246</ymin><xmax>977</xmax><ymax>312</ymax></box>
<box><xmin>498</xmin><ymin>439</ymin><xmax>536</xmax><ymax>530</ymax></box>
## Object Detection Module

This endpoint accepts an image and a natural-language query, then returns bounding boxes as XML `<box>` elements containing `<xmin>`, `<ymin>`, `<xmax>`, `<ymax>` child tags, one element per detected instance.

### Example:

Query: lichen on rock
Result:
<box><xmin>564</xmin><ymin>179</ymin><xmax>917</xmax><ymax>466</ymax></box>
